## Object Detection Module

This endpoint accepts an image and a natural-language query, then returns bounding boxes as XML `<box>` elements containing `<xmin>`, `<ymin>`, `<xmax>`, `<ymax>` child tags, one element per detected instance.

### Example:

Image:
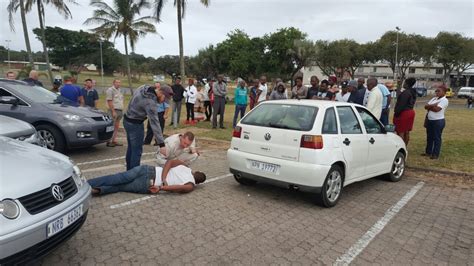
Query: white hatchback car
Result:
<box><xmin>227</xmin><ymin>100</ymin><xmax>407</xmax><ymax>207</ymax></box>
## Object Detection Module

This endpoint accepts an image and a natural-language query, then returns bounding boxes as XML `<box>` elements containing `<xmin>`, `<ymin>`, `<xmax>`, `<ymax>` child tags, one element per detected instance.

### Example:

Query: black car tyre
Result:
<box><xmin>36</xmin><ymin>124</ymin><xmax>66</xmax><ymax>153</ymax></box>
<box><xmin>386</xmin><ymin>152</ymin><xmax>405</xmax><ymax>182</ymax></box>
<box><xmin>317</xmin><ymin>165</ymin><xmax>343</xmax><ymax>208</ymax></box>
<box><xmin>234</xmin><ymin>174</ymin><xmax>257</xmax><ymax>186</ymax></box>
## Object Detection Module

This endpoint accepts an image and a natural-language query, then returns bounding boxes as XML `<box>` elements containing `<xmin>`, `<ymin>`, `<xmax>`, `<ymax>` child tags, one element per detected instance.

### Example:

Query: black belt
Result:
<box><xmin>124</xmin><ymin>114</ymin><xmax>144</xmax><ymax>124</ymax></box>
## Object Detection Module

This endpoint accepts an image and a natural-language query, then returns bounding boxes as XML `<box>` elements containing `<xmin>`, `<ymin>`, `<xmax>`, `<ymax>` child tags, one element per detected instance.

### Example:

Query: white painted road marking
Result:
<box><xmin>334</xmin><ymin>181</ymin><xmax>425</xmax><ymax>265</ymax></box>
<box><xmin>77</xmin><ymin>152</ymin><xmax>156</xmax><ymax>166</ymax></box>
<box><xmin>109</xmin><ymin>173</ymin><xmax>233</xmax><ymax>209</ymax></box>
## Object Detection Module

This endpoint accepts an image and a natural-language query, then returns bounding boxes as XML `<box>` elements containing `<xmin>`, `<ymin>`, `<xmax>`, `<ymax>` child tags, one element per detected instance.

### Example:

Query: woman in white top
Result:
<box><xmin>423</xmin><ymin>85</ymin><xmax>449</xmax><ymax>159</ymax></box>
<box><xmin>183</xmin><ymin>79</ymin><xmax>197</xmax><ymax>124</ymax></box>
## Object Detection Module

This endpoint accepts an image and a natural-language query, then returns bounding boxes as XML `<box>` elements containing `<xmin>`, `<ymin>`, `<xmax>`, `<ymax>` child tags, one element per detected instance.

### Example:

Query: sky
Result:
<box><xmin>1</xmin><ymin>0</ymin><xmax>473</xmax><ymax>59</ymax></box>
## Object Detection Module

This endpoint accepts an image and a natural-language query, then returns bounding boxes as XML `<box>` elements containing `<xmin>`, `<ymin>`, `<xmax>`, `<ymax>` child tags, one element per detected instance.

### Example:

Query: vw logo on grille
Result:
<box><xmin>51</xmin><ymin>185</ymin><xmax>64</xmax><ymax>202</ymax></box>
<box><xmin>264</xmin><ymin>133</ymin><xmax>271</xmax><ymax>141</ymax></box>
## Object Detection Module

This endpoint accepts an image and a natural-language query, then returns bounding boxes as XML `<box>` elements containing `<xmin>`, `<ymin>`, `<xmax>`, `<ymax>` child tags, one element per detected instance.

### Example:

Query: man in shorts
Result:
<box><xmin>106</xmin><ymin>79</ymin><xmax>124</xmax><ymax>147</ymax></box>
<box><xmin>156</xmin><ymin>131</ymin><xmax>199</xmax><ymax>166</ymax></box>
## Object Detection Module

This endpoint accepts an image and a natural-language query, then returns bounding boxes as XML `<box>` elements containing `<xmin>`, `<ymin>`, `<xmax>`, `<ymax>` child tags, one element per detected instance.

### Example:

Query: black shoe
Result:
<box><xmin>220</xmin><ymin>126</ymin><xmax>226</xmax><ymax>129</ymax></box>
<box><xmin>430</xmin><ymin>155</ymin><xmax>439</xmax><ymax>160</ymax></box>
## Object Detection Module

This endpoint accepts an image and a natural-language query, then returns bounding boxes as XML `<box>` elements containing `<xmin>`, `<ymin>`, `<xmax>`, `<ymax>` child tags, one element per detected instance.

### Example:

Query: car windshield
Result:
<box><xmin>241</xmin><ymin>103</ymin><xmax>318</xmax><ymax>131</ymax></box>
<box><xmin>10</xmin><ymin>83</ymin><xmax>65</xmax><ymax>104</ymax></box>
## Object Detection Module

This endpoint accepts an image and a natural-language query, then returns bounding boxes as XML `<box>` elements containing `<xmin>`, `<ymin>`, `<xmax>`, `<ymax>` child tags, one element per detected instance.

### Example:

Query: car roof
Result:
<box><xmin>261</xmin><ymin>99</ymin><xmax>363</xmax><ymax>108</ymax></box>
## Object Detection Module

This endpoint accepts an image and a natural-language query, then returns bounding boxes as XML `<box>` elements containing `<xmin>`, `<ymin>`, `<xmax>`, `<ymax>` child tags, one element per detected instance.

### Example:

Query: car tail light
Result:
<box><xmin>300</xmin><ymin>135</ymin><xmax>323</xmax><ymax>149</ymax></box>
<box><xmin>233</xmin><ymin>126</ymin><xmax>242</xmax><ymax>138</ymax></box>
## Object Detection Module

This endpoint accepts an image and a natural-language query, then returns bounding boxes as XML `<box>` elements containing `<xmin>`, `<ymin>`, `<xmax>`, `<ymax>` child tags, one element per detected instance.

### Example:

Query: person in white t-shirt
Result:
<box><xmin>88</xmin><ymin>160</ymin><xmax>206</xmax><ymax>196</ymax></box>
<box><xmin>423</xmin><ymin>85</ymin><xmax>449</xmax><ymax>160</ymax></box>
<box><xmin>256</xmin><ymin>75</ymin><xmax>268</xmax><ymax>103</ymax></box>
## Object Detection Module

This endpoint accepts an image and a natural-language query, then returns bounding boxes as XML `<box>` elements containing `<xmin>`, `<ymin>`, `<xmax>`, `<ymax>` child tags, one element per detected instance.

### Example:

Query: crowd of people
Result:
<box><xmin>4</xmin><ymin>70</ymin><xmax>452</xmax><ymax>163</ymax></box>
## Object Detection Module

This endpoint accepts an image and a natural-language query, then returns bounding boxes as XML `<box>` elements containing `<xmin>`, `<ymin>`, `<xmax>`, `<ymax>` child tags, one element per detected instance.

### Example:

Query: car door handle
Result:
<box><xmin>343</xmin><ymin>138</ymin><xmax>351</xmax><ymax>146</ymax></box>
<box><xmin>369</xmin><ymin>137</ymin><xmax>375</xmax><ymax>144</ymax></box>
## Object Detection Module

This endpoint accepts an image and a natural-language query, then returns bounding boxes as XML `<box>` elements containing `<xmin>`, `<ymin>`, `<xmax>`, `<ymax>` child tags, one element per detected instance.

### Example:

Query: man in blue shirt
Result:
<box><xmin>233</xmin><ymin>80</ymin><xmax>248</xmax><ymax>128</ymax></box>
<box><xmin>81</xmin><ymin>79</ymin><xmax>99</xmax><ymax>108</ymax></box>
<box><xmin>378</xmin><ymin>83</ymin><xmax>392</xmax><ymax>125</ymax></box>
<box><xmin>60</xmin><ymin>75</ymin><xmax>84</xmax><ymax>106</ymax></box>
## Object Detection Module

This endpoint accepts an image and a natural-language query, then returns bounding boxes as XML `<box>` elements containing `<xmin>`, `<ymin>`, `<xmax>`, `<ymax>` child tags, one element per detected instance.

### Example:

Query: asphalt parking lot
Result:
<box><xmin>42</xmin><ymin>135</ymin><xmax>474</xmax><ymax>265</ymax></box>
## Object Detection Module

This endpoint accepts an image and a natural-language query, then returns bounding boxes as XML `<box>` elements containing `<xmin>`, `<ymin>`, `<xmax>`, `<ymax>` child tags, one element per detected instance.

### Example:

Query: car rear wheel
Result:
<box><xmin>317</xmin><ymin>165</ymin><xmax>343</xmax><ymax>208</ymax></box>
<box><xmin>233</xmin><ymin>174</ymin><xmax>257</xmax><ymax>186</ymax></box>
<box><xmin>36</xmin><ymin>124</ymin><xmax>66</xmax><ymax>153</ymax></box>
<box><xmin>386</xmin><ymin>152</ymin><xmax>405</xmax><ymax>182</ymax></box>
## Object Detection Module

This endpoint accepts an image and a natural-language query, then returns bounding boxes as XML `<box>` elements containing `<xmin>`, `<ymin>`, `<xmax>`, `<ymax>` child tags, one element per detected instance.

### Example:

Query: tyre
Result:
<box><xmin>317</xmin><ymin>165</ymin><xmax>343</xmax><ymax>208</ymax></box>
<box><xmin>233</xmin><ymin>174</ymin><xmax>257</xmax><ymax>186</ymax></box>
<box><xmin>36</xmin><ymin>124</ymin><xmax>66</xmax><ymax>153</ymax></box>
<box><xmin>386</xmin><ymin>151</ymin><xmax>405</xmax><ymax>182</ymax></box>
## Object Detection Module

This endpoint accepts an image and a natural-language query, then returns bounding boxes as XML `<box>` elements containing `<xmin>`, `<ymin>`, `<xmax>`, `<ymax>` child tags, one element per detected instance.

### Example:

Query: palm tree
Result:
<box><xmin>85</xmin><ymin>0</ymin><xmax>157</xmax><ymax>92</ymax></box>
<box><xmin>22</xmin><ymin>0</ymin><xmax>77</xmax><ymax>84</ymax></box>
<box><xmin>7</xmin><ymin>0</ymin><xmax>34</xmax><ymax>66</ymax></box>
<box><xmin>153</xmin><ymin>0</ymin><xmax>209</xmax><ymax>78</ymax></box>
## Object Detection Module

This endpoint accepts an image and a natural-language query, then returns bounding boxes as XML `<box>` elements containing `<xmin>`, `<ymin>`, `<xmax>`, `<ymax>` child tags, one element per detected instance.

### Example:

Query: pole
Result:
<box><xmin>99</xmin><ymin>40</ymin><xmax>104</xmax><ymax>90</ymax></box>
<box><xmin>394</xmin><ymin>27</ymin><xmax>400</xmax><ymax>86</ymax></box>
<box><xmin>6</xmin><ymin>40</ymin><xmax>11</xmax><ymax>69</ymax></box>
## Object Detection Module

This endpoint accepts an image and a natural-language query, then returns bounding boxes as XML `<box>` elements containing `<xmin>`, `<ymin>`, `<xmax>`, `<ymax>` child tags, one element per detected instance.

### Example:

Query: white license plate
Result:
<box><xmin>249</xmin><ymin>160</ymin><xmax>280</xmax><ymax>174</ymax></box>
<box><xmin>47</xmin><ymin>204</ymin><xmax>83</xmax><ymax>238</ymax></box>
<box><xmin>106</xmin><ymin>126</ymin><xmax>114</xmax><ymax>132</ymax></box>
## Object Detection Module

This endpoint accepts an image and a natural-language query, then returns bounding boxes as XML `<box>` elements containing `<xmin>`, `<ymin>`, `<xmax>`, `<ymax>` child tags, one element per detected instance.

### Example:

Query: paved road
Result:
<box><xmin>42</xmin><ymin>136</ymin><xmax>474</xmax><ymax>265</ymax></box>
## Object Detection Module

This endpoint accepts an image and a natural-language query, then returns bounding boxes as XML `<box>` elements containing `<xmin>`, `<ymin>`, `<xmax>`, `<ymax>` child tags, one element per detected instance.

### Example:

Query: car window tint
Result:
<box><xmin>336</xmin><ymin>106</ymin><xmax>362</xmax><ymax>134</ymax></box>
<box><xmin>356</xmin><ymin>107</ymin><xmax>383</xmax><ymax>134</ymax></box>
<box><xmin>322</xmin><ymin>107</ymin><xmax>338</xmax><ymax>134</ymax></box>
<box><xmin>0</xmin><ymin>88</ymin><xmax>28</xmax><ymax>106</ymax></box>
<box><xmin>241</xmin><ymin>103</ymin><xmax>318</xmax><ymax>131</ymax></box>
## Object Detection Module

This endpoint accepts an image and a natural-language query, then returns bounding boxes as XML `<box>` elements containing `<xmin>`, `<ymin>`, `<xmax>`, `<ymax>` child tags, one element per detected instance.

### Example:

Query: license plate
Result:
<box><xmin>47</xmin><ymin>204</ymin><xmax>83</xmax><ymax>238</ymax></box>
<box><xmin>106</xmin><ymin>126</ymin><xmax>114</xmax><ymax>132</ymax></box>
<box><xmin>249</xmin><ymin>160</ymin><xmax>280</xmax><ymax>174</ymax></box>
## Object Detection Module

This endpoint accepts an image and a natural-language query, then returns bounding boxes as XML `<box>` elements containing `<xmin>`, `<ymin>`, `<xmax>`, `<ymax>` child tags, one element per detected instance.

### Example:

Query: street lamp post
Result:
<box><xmin>394</xmin><ymin>26</ymin><xmax>401</xmax><ymax>85</ymax></box>
<box><xmin>99</xmin><ymin>38</ymin><xmax>104</xmax><ymax>90</ymax></box>
<box><xmin>5</xmin><ymin>40</ymin><xmax>11</xmax><ymax>70</ymax></box>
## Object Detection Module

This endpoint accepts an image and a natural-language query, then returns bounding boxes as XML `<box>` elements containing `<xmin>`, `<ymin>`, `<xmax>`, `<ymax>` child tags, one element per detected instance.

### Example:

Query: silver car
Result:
<box><xmin>0</xmin><ymin>136</ymin><xmax>91</xmax><ymax>264</ymax></box>
<box><xmin>0</xmin><ymin>115</ymin><xmax>45</xmax><ymax>147</ymax></box>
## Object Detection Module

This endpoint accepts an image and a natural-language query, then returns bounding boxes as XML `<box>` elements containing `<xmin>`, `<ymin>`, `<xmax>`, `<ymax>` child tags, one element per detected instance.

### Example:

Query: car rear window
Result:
<box><xmin>241</xmin><ymin>103</ymin><xmax>318</xmax><ymax>131</ymax></box>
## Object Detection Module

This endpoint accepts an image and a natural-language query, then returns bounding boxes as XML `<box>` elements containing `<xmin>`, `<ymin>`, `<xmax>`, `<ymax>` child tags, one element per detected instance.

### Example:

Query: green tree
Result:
<box><xmin>23</xmin><ymin>0</ymin><xmax>77</xmax><ymax>83</ymax></box>
<box><xmin>7</xmin><ymin>0</ymin><xmax>34</xmax><ymax>66</ymax></box>
<box><xmin>85</xmin><ymin>0</ymin><xmax>157</xmax><ymax>92</ymax></box>
<box><xmin>433</xmin><ymin>32</ymin><xmax>474</xmax><ymax>85</ymax></box>
<box><xmin>153</xmin><ymin>0</ymin><xmax>210</xmax><ymax>78</ymax></box>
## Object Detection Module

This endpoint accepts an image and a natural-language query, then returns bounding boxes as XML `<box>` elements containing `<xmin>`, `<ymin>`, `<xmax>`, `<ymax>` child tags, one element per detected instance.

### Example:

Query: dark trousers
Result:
<box><xmin>186</xmin><ymin>102</ymin><xmax>195</xmax><ymax>121</ymax></box>
<box><xmin>233</xmin><ymin>104</ymin><xmax>247</xmax><ymax>128</ymax></box>
<box><xmin>88</xmin><ymin>165</ymin><xmax>154</xmax><ymax>195</ymax></box>
<box><xmin>144</xmin><ymin>112</ymin><xmax>165</xmax><ymax>144</ymax></box>
<box><xmin>380</xmin><ymin>108</ymin><xmax>390</xmax><ymax>126</ymax></box>
<box><xmin>425</xmin><ymin>119</ymin><xmax>445</xmax><ymax>157</ymax></box>
<box><xmin>124</xmin><ymin>119</ymin><xmax>145</xmax><ymax>170</ymax></box>
<box><xmin>212</xmin><ymin>96</ymin><xmax>226</xmax><ymax>128</ymax></box>
<box><xmin>204</xmin><ymin>101</ymin><xmax>212</xmax><ymax>120</ymax></box>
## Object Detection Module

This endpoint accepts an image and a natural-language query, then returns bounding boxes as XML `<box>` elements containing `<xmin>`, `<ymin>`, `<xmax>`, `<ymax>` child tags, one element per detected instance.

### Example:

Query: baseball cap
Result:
<box><xmin>63</xmin><ymin>74</ymin><xmax>72</xmax><ymax>81</ymax></box>
<box><xmin>341</xmin><ymin>81</ymin><xmax>348</xmax><ymax>88</ymax></box>
<box><xmin>161</xmin><ymin>85</ymin><xmax>174</xmax><ymax>100</ymax></box>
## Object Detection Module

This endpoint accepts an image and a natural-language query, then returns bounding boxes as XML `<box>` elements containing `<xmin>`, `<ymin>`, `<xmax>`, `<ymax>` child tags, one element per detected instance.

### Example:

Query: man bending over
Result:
<box><xmin>156</xmin><ymin>131</ymin><xmax>199</xmax><ymax>166</ymax></box>
<box><xmin>88</xmin><ymin>160</ymin><xmax>206</xmax><ymax>196</ymax></box>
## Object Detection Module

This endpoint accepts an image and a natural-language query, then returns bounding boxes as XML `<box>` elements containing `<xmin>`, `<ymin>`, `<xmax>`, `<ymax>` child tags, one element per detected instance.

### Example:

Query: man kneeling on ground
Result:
<box><xmin>156</xmin><ymin>131</ymin><xmax>199</xmax><ymax>166</ymax></box>
<box><xmin>88</xmin><ymin>160</ymin><xmax>206</xmax><ymax>196</ymax></box>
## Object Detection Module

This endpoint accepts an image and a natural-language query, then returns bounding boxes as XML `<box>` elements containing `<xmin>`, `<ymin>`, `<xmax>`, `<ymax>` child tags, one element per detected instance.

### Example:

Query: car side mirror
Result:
<box><xmin>385</xmin><ymin>124</ymin><xmax>396</xmax><ymax>133</ymax></box>
<box><xmin>0</xmin><ymin>96</ymin><xmax>19</xmax><ymax>106</ymax></box>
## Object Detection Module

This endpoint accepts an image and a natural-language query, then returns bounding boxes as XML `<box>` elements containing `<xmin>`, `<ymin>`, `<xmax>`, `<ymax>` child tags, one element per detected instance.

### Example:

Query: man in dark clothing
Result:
<box><xmin>23</xmin><ymin>70</ymin><xmax>44</xmax><ymax>87</ymax></box>
<box><xmin>212</xmin><ymin>74</ymin><xmax>227</xmax><ymax>129</ymax></box>
<box><xmin>306</xmin><ymin>76</ymin><xmax>320</xmax><ymax>99</ymax></box>
<box><xmin>347</xmin><ymin>80</ymin><xmax>359</xmax><ymax>103</ymax></box>
<box><xmin>124</xmin><ymin>85</ymin><xmax>166</xmax><ymax>170</ymax></box>
<box><xmin>349</xmin><ymin>78</ymin><xmax>368</xmax><ymax>105</ymax></box>
<box><xmin>170</xmin><ymin>77</ymin><xmax>185</xmax><ymax>129</ymax></box>
<box><xmin>357</xmin><ymin>78</ymin><xmax>366</xmax><ymax>91</ymax></box>
<box><xmin>315</xmin><ymin>80</ymin><xmax>334</xmax><ymax>100</ymax></box>
<box><xmin>81</xmin><ymin>79</ymin><xmax>99</xmax><ymax>108</ymax></box>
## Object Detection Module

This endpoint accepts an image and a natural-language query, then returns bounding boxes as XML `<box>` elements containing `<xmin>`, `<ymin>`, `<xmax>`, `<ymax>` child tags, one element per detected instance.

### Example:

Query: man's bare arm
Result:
<box><xmin>161</xmin><ymin>159</ymin><xmax>186</xmax><ymax>184</ymax></box>
<box><xmin>161</xmin><ymin>183</ymin><xmax>194</xmax><ymax>193</ymax></box>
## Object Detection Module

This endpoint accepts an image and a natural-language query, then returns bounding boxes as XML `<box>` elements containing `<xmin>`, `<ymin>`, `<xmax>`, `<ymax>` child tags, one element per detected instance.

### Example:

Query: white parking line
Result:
<box><xmin>77</xmin><ymin>152</ymin><xmax>156</xmax><ymax>166</ymax></box>
<box><xmin>334</xmin><ymin>181</ymin><xmax>425</xmax><ymax>265</ymax></box>
<box><xmin>108</xmin><ymin>173</ymin><xmax>233</xmax><ymax>209</ymax></box>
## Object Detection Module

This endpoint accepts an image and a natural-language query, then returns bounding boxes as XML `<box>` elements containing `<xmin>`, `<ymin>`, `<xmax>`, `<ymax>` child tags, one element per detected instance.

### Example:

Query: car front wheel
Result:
<box><xmin>317</xmin><ymin>165</ymin><xmax>343</xmax><ymax>208</ymax></box>
<box><xmin>387</xmin><ymin>152</ymin><xmax>405</xmax><ymax>182</ymax></box>
<box><xmin>36</xmin><ymin>124</ymin><xmax>66</xmax><ymax>153</ymax></box>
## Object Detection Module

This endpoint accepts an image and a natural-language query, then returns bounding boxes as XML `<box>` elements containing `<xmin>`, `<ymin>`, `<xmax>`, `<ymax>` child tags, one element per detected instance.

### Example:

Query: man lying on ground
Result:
<box><xmin>156</xmin><ymin>131</ymin><xmax>199</xmax><ymax>166</ymax></box>
<box><xmin>88</xmin><ymin>160</ymin><xmax>206</xmax><ymax>196</ymax></box>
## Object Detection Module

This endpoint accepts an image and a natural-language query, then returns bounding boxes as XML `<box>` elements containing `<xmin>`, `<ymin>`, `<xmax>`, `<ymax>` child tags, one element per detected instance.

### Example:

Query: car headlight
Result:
<box><xmin>0</xmin><ymin>199</ymin><xmax>20</xmax><ymax>219</ymax></box>
<box><xmin>72</xmin><ymin>165</ymin><xmax>86</xmax><ymax>188</ymax></box>
<box><xmin>64</xmin><ymin>114</ymin><xmax>81</xmax><ymax>121</ymax></box>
